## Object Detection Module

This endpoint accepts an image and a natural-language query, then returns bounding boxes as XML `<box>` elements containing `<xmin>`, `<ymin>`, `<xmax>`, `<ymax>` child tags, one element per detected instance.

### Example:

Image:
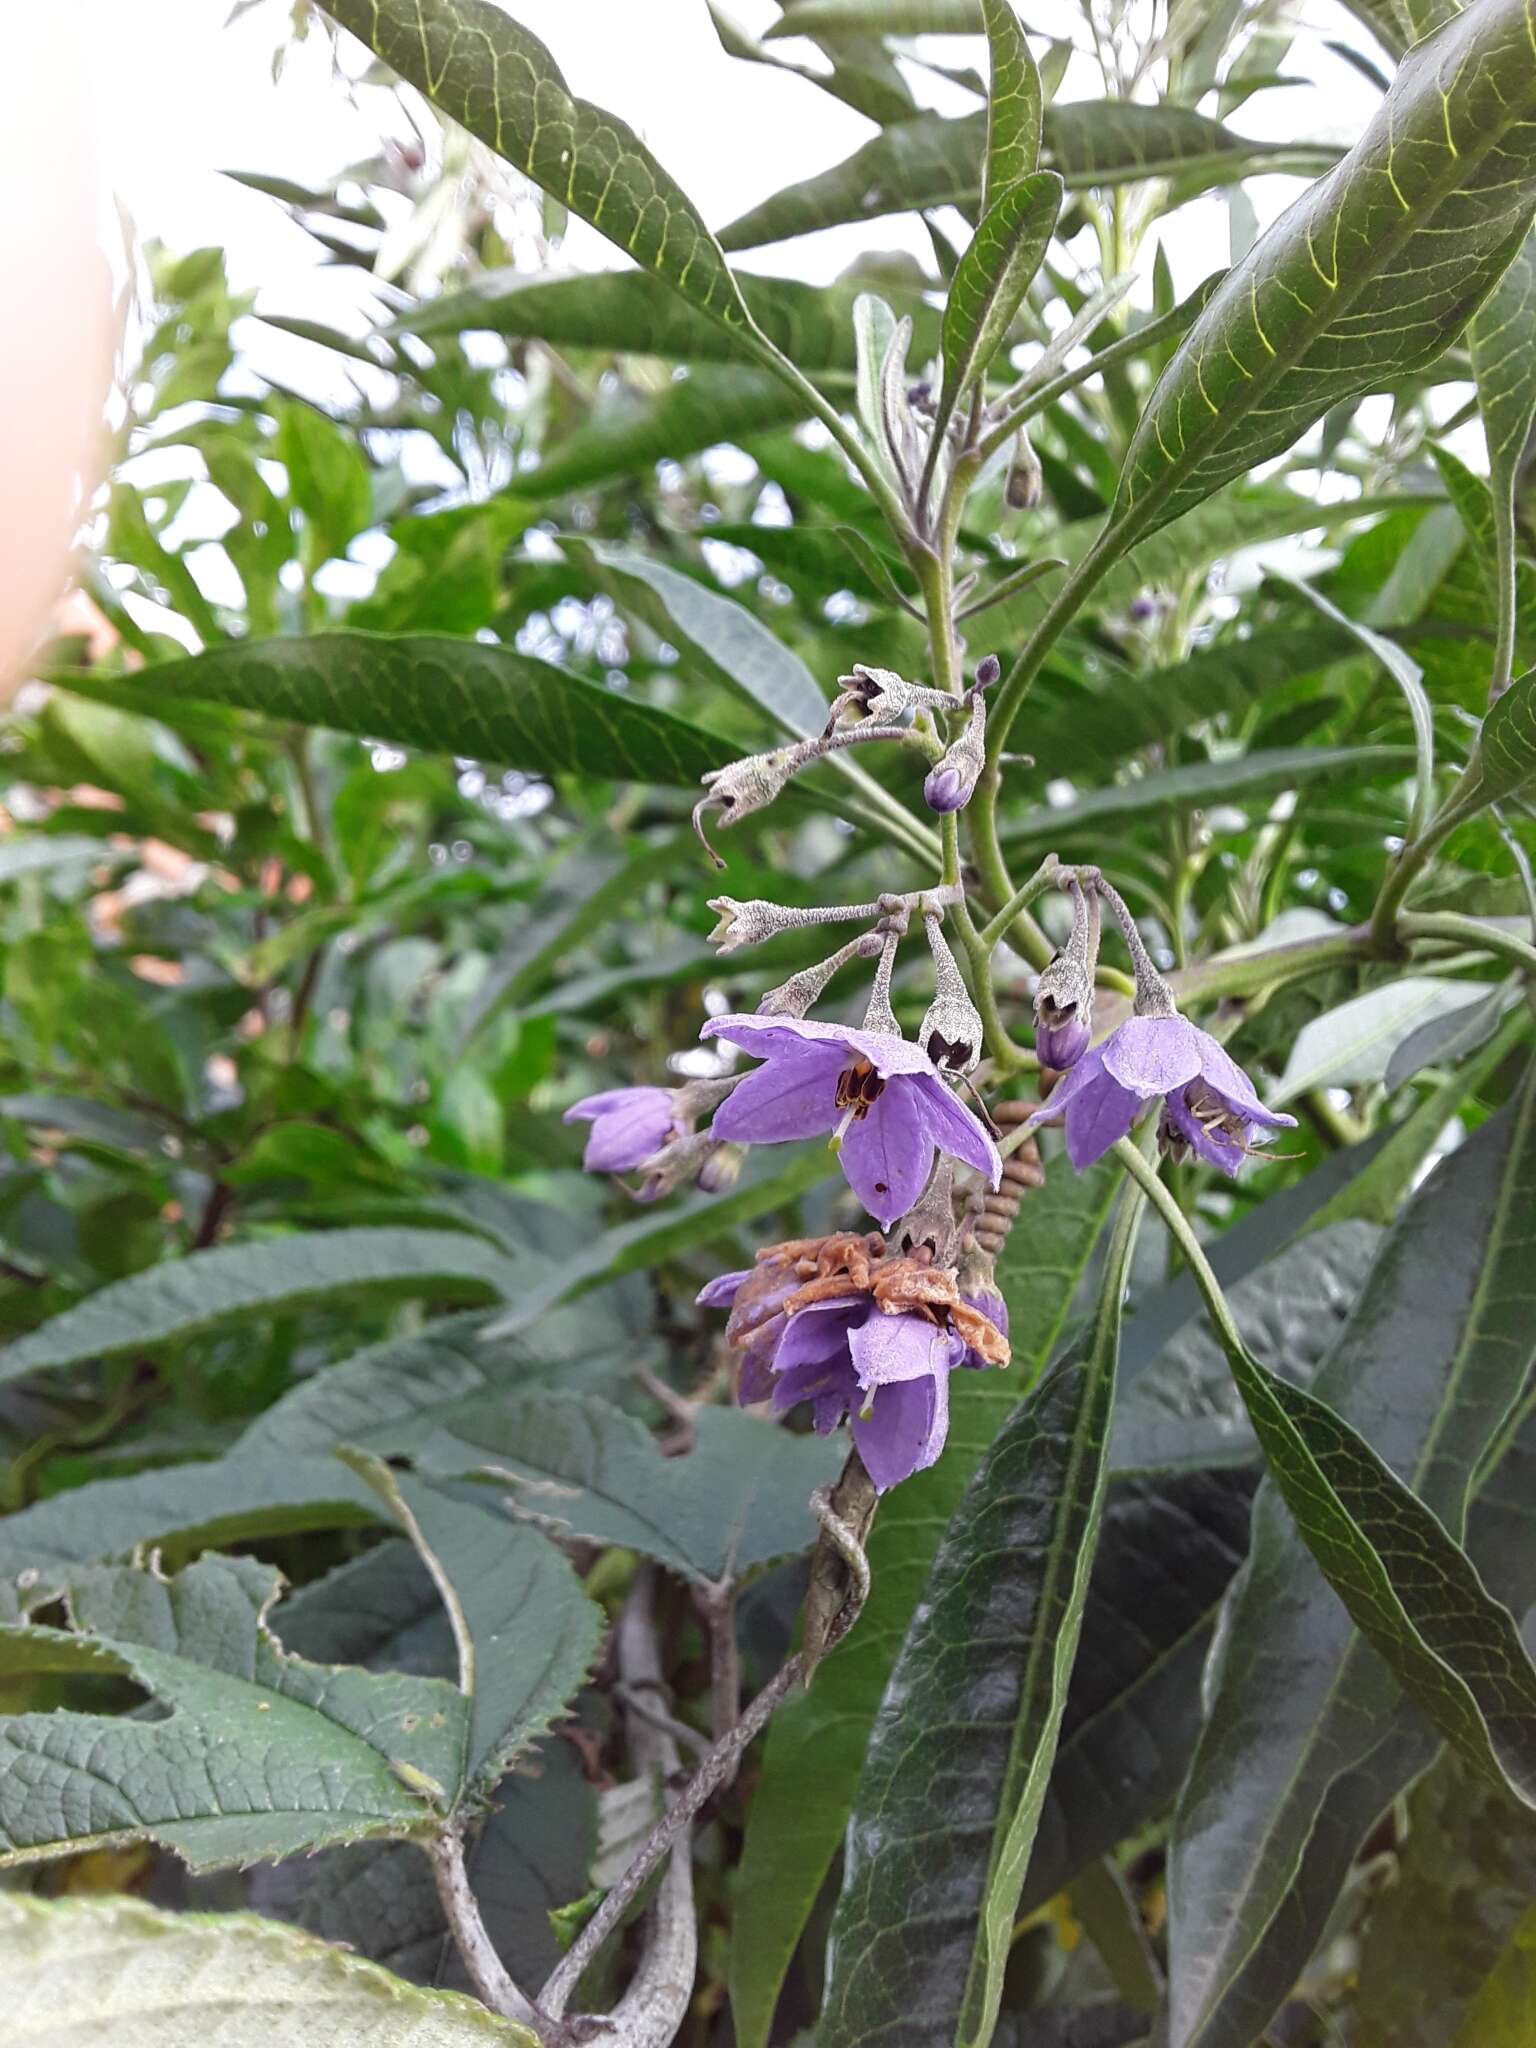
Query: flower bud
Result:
<box><xmin>920</xmin><ymin>908</ymin><xmax>983</xmax><ymax>1074</ymax></box>
<box><xmin>1033</xmin><ymin>874</ymin><xmax>1098</xmax><ymax>1071</ymax></box>
<box><xmin>922</xmin><ymin>687</ymin><xmax>986</xmax><ymax>816</ymax></box>
<box><xmin>1035</xmin><ymin>1000</ymin><xmax>1091</xmax><ymax>1072</ymax></box>
<box><xmin>1006</xmin><ymin>427</ymin><xmax>1043</xmax><ymax>510</ymax></box>
<box><xmin>974</xmin><ymin>653</ymin><xmax>1001</xmax><ymax>690</ymax></box>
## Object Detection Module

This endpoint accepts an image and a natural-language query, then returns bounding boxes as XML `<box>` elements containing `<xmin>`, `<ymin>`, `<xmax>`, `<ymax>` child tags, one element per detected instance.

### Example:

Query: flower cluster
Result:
<box><xmin>699</xmin><ymin>1229</ymin><xmax>1009</xmax><ymax>1491</ymax></box>
<box><xmin>560</xmin><ymin>661</ymin><xmax>1295</xmax><ymax>1493</ymax></box>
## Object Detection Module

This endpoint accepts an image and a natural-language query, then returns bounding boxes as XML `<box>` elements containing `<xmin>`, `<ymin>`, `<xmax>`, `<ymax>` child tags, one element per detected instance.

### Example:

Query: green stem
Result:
<box><xmin>978</xmin><ymin>854</ymin><xmax>1065</xmax><ymax>951</ymax></box>
<box><xmin>1113</xmin><ymin>1137</ymin><xmax>1248</xmax><ymax>1360</ymax></box>
<box><xmin>988</xmin><ymin>536</ymin><xmax>1116</xmax><ymax>766</ymax></box>
<box><xmin>1397</xmin><ymin>912</ymin><xmax>1536</xmax><ymax>978</ymax></box>
<box><xmin>740</xmin><ymin>333</ymin><xmax>911</xmax><ymax>546</ymax></box>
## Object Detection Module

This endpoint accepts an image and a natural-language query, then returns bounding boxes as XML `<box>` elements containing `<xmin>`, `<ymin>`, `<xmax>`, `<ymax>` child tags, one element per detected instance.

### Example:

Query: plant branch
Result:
<box><xmin>1396</xmin><ymin>912</ymin><xmax>1536</xmax><ymax>977</ymax></box>
<box><xmin>428</xmin><ymin>1827</ymin><xmax>548</xmax><ymax>2035</ymax></box>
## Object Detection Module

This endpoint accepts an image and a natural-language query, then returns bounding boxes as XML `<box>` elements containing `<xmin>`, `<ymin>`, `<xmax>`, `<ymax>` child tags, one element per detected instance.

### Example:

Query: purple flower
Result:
<box><xmin>923</xmin><ymin>761</ymin><xmax>972</xmax><ymax>813</ymax></box>
<box><xmin>1035</xmin><ymin>1006</ymin><xmax>1091</xmax><ymax>1072</ymax></box>
<box><xmin>563</xmin><ymin>1086</ymin><xmax>677</xmax><ymax>1173</ymax></box>
<box><xmin>1027</xmin><ymin>1015</ymin><xmax>1296</xmax><ymax>1176</ymax></box>
<box><xmin>770</xmin><ymin>1295</ymin><xmax>962</xmax><ymax>1492</ymax></box>
<box><xmin>702</xmin><ymin>1014</ymin><xmax>1001</xmax><ymax>1228</ymax></box>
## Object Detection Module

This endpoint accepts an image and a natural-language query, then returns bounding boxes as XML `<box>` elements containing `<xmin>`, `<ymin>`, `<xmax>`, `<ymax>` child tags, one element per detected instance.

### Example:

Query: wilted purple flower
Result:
<box><xmin>564</xmin><ymin>1086</ymin><xmax>677</xmax><ymax>1173</ymax></box>
<box><xmin>703</xmin><ymin>1014</ymin><xmax>1000</xmax><ymax>1227</ymax></box>
<box><xmin>958</xmin><ymin>1284</ymin><xmax>1009</xmax><ymax>1371</ymax></box>
<box><xmin>702</xmin><ymin>1276</ymin><xmax>961</xmax><ymax>1490</ymax></box>
<box><xmin>1027</xmin><ymin>1015</ymin><xmax>1295</xmax><ymax>1176</ymax></box>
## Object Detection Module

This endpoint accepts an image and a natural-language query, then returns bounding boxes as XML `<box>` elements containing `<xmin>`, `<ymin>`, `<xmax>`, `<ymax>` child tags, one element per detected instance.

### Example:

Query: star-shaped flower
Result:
<box><xmin>1028</xmin><ymin>1014</ymin><xmax>1295</xmax><ymax>1175</ymax></box>
<box><xmin>702</xmin><ymin>1014</ymin><xmax>1000</xmax><ymax>1227</ymax></box>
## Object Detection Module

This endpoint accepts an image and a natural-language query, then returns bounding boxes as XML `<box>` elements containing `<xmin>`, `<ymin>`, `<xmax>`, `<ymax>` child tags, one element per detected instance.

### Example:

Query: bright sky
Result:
<box><xmin>87</xmin><ymin>0</ymin><xmax>1387</xmax><ymax>309</ymax></box>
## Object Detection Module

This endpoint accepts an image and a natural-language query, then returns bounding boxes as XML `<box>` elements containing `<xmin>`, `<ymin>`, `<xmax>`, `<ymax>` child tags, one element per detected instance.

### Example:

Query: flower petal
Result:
<box><xmin>1164</xmin><ymin>1084</ymin><xmax>1245</xmax><ymax>1178</ymax></box>
<box><xmin>914</xmin><ymin>1073</ymin><xmax>1002</xmax><ymax>1186</ymax></box>
<box><xmin>847</xmin><ymin>1305</ymin><xmax>953</xmax><ymax>1388</ymax></box>
<box><xmin>563</xmin><ymin>1086</ymin><xmax>670</xmax><ymax>1125</ymax></box>
<box><xmin>696</xmin><ymin>1269</ymin><xmax>750</xmax><ymax>1309</ymax></box>
<box><xmin>853</xmin><ymin>1370</ymin><xmax>950</xmax><ymax>1491</ymax></box>
<box><xmin>1194</xmin><ymin>1031</ymin><xmax>1298</xmax><ymax>1130</ymax></box>
<box><xmin>1025</xmin><ymin>1043</ymin><xmax>1112</xmax><ymax>1130</ymax></box>
<box><xmin>1063</xmin><ymin>1070</ymin><xmax>1145</xmax><ymax>1168</ymax></box>
<box><xmin>770</xmin><ymin>1298</ymin><xmax>861</xmax><ymax>1376</ymax></box>
<box><xmin>581</xmin><ymin>1094</ymin><xmax>676</xmax><ymax>1172</ymax></box>
<box><xmin>839</xmin><ymin>1085</ymin><xmax>934</xmax><ymax>1225</ymax></box>
<box><xmin>710</xmin><ymin>1045</ymin><xmax>844</xmax><ymax>1144</ymax></box>
<box><xmin>1101</xmin><ymin>1015</ymin><xmax>1203</xmax><ymax>1097</ymax></box>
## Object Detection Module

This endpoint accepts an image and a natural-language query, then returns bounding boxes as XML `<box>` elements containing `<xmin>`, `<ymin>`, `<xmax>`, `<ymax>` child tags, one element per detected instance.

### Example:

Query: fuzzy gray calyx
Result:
<box><xmin>757</xmin><ymin>931</ymin><xmax>885</xmax><ymax>1019</ymax></box>
<box><xmin>892</xmin><ymin>1159</ymin><xmax>961</xmax><ymax>1267</ymax></box>
<box><xmin>920</xmin><ymin>909</ymin><xmax>983</xmax><ymax>1074</ymax></box>
<box><xmin>826</xmin><ymin>662</ymin><xmax>956</xmax><ymax>733</ymax></box>
<box><xmin>692</xmin><ymin>743</ymin><xmax>810</xmax><ymax>867</ymax></box>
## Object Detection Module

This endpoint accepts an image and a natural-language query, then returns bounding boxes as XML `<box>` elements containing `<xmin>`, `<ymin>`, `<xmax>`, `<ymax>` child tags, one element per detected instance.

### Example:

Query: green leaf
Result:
<box><xmin>1277</xmin><ymin>572</ymin><xmax>1435</xmax><ymax>838</ymax></box>
<box><xmin>257</xmin><ymin>1730</ymin><xmax>597</xmax><ymax>1998</ymax></box>
<box><xmin>718</xmin><ymin>105</ymin><xmax>1325</xmax><ymax>248</ymax></box>
<box><xmin>934</xmin><ymin>171</ymin><xmax>1063</xmax><ymax>448</ymax></box>
<box><xmin>1471</xmin><ymin>229</ymin><xmax>1536</xmax><ymax>695</ymax></box>
<box><xmin>1271</xmin><ymin>978</ymin><xmax>1489</xmax><ymax>1104</ymax></box>
<box><xmin>1384</xmin><ymin>981</ymin><xmax>1511</xmax><ymax>1092</ymax></box>
<box><xmin>708</xmin><ymin>0</ymin><xmax>917</xmax><ymax>124</ymax></box>
<box><xmin>1353</xmin><ymin>1751</ymin><xmax>1536</xmax><ymax>2048</ymax></box>
<box><xmin>981</xmin><ymin>0</ymin><xmax>1042</xmax><ymax>203</ymax></box>
<box><xmin>519</xmin><ymin>365</ymin><xmax>815</xmax><ymax>498</ymax></box>
<box><xmin>0</xmin><ymin>1553</ymin><xmax>464</xmax><ymax>1869</ymax></box>
<box><xmin>420</xmin><ymin>1399</ymin><xmax>844</xmax><ymax>1585</ymax></box>
<box><xmin>1439</xmin><ymin>662</ymin><xmax>1536</xmax><ymax>828</ymax></box>
<box><xmin>399</xmin><ymin>267</ymin><xmax>939</xmax><ymax>371</ymax></box>
<box><xmin>1452</xmin><ymin>1900</ymin><xmax>1536</xmax><ymax>2047</ymax></box>
<box><xmin>1101</xmin><ymin>0</ymin><xmax>1536</xmax><ymax>557</ymax></box>
<box><xmin>0</xmin><ymin>1892</ymin><xmax>538</xmax><ymax>2045</ymax></box>
<box><xmin>320</xmin><ymin>0</ymin><xmax>753</xmax><ymax>341</ymax></box>
<box><xmin>1000</xmin><ymin>743</ymin><xmax>1414</xmax><ymax>850</ymax></box>
<box><xmin>0</xmin><ymin>1227</ymin><xmax>525</xmax><ymax>1386</ymax></box>
<box><xmin>770</xmin><ymin>0</ymin><xmax>984</xmax><ymax>31</ymax></box>
<box><xmin>341</xmin><ymin>1456</ymin><xmax>600</xmax><ymax>1793</ymax></box>
<box><xmin>565</xmin><ymin>541</ymin><xmax>829</xmax><ymax>737</ymax></box>
<box><xmin>1167</xmin><ymin>1064</ymin><xmax>1536</xmax><ymax>2048</ymax></box>
<box><xmin>0</xmin><ymin>835</ymin><xmax>119</xmax><ymax>885</ymax></box>
<box><xmin>58</xmin><ymin>634</ymin><xmax>730</xmax><ymax>790</ymax></box>
<box><xmin>275</xmin><ymin>398</ymin><xmax>373</xmax><ymax>565</ymax></box>
<box><xmin>0</xmin><ymin>1454</ymin><xmax>381</xmax><ymax>1591</ymax></box>
<box><xmin>730</xmin><ymin>1154</ymin><xmax>1119</xmax><ymax>2048</ymax></box>
<box><xmin>818</xmin><ymin>1178</ymin><xmax>1148</xmax><ymax>2048</ymax></box>
<box><xmin>1022</xmin><ymin>619</ymin><xmax>1358</xmax><ymax>778</ymax></box>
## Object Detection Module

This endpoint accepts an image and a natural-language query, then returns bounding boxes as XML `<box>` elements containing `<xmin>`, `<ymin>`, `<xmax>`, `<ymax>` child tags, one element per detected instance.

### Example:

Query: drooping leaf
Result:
<box><xmin>420</xmin><ymin>1398</ymin><xmax>843</xmax><ymax>1586</ymax></box>
<box><xmin>933</xmin><ymin>171</ymin><xmax>1063</xmax><ymax>450</ymax></box>
<box><xmin>818</xmin><ymin>1178</ymin><xmax>1148</xmax><ymax>2048</ymax></box>
<box><xmin>57</xmin><ymin>635</ymin><xmax>730</xmax><ymax>791</ymax></box>
<box><xmin>718</xmin><ymin>105</ymin><xmax>1327</xmax><ymax>249</ymax></box>
<box><xmin>0</xmin><ymin>1553</ymin><xmax>464</xmax><ymax>1869</ymax></box>
<box><xmin>0</xmin><ymin>1227</ymin><xmax>525</xmax><ymax>1386</ymax></box>
<box><xmin>565</xmin><ymin>541</ymin><xmax>829</xmax><ymax>737</ymax></box>
<box><xmin>398</xmin><ymin>266</ymin><xmax>939</xmax><ymax>371</ymax></box>
<box><xmin>730</xmin><ymin>1155</ymin><xmax>1119</xmax><ymax>2048</ymax></box>
<box><xmin>1100</xmin><ymin>0</ymin><xmax>1536</xmax><ymax>558</ymax></box>
<box><xmin>1383</xmin><ymin>981</ymin><xmax>1512</xmax><ymax>1092</ymax></box>
<box><xmin>1167</xmin><ymin>1064</ymin><xmax>1536</xmax><ymax>2048</ymax></box>
<box><xmin>1471</xmin><ymin>231</ymin><xmax>1536</xmax><ymax>695</ymax></box>
<box><xmin>0</xmin><ymin>1892</ymin><xmax>538</xmax><ymax>2046</ymax></box>
<box><xmin>980</xmin><ymin>0</ymin><xmax>1042</xmax><ymax>202</ymax></box>
<box><xmin>320</xmin><ymin>0</ymin><xmax>754</xmax><ymax>341</ymax></box>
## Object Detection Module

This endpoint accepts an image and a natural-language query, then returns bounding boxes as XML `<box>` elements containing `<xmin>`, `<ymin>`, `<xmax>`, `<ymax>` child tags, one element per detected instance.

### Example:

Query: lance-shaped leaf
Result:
<box><xmin>1471</xmin><ymin>230</ymin><xmax>1536</xmax><ymax>695</ymax></box>
<box><xmin>319</xmin><ymin>0</ymin><xmax>753</xmax><ymax>341</ymax></box>
<box><xmin>0</xmin><ymin>1226</ymin><xmax>526</xmax><ymax>1386</ymax></box>
<box><xmin>56</xmin><ymin>636</ymin><xmax>729</xmax><ymax>792</ymax></box>
<box><xmin>0</xmin><ymin>1892</ymin><xmax>538</xmax><ymax>2047</ymax></box>
<box><xmin>0</xmin><ymin>1553</ymin><xmax>465</xmax><ymax>1869</ymax></box>
<box><xmin>719</xmin><ymin>104</ymin><xmax>1328</xmax><ymax>248</ymax></box>
<box><xmin>397</xmin><ymin>267</ymin><xmax>939</xmax><ymax>369</ymax></box>
<box><xmin>730</xmin><ymin>1155</ymin><xmax>1119</xmax><ymax>2048</ymax></box>
<box><xmin>420</xmin><ymin>1397</ymin><xmax>843</xmax><ymax>1586</ymax></box>
<box><xmin>981</xmin><ymin>0</ymin><xmax>1042</xmax><ymax>203</ymax></box>
<box><xmin>818</xmin><ymin>1178</ymin><xmax>1148</xmax><ymax>2048</ymax></box>
<box><xmin>1436</xmin><ymin>663</ymin><xmax>1536</xmax><ymax>829</ymax></box>
<box><xmin>932</xmin><ymin>171</ymin><xmax>1063</xmax><ymax>451</ymax></box>
<box><xmin>1167</xmin><ymin>1065</ymin><xmax>1536</xmax><ymax>2048</ymax></box>
<box><xmin>1221</xmin><ymin>1339</ymin><xmax>1536</xmax><ymax>1797</ymax></box>
<box><xmin>1101</xmin><ymin>0</ymin><xmax>1536</xmax><ymax>558</ymax></box>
